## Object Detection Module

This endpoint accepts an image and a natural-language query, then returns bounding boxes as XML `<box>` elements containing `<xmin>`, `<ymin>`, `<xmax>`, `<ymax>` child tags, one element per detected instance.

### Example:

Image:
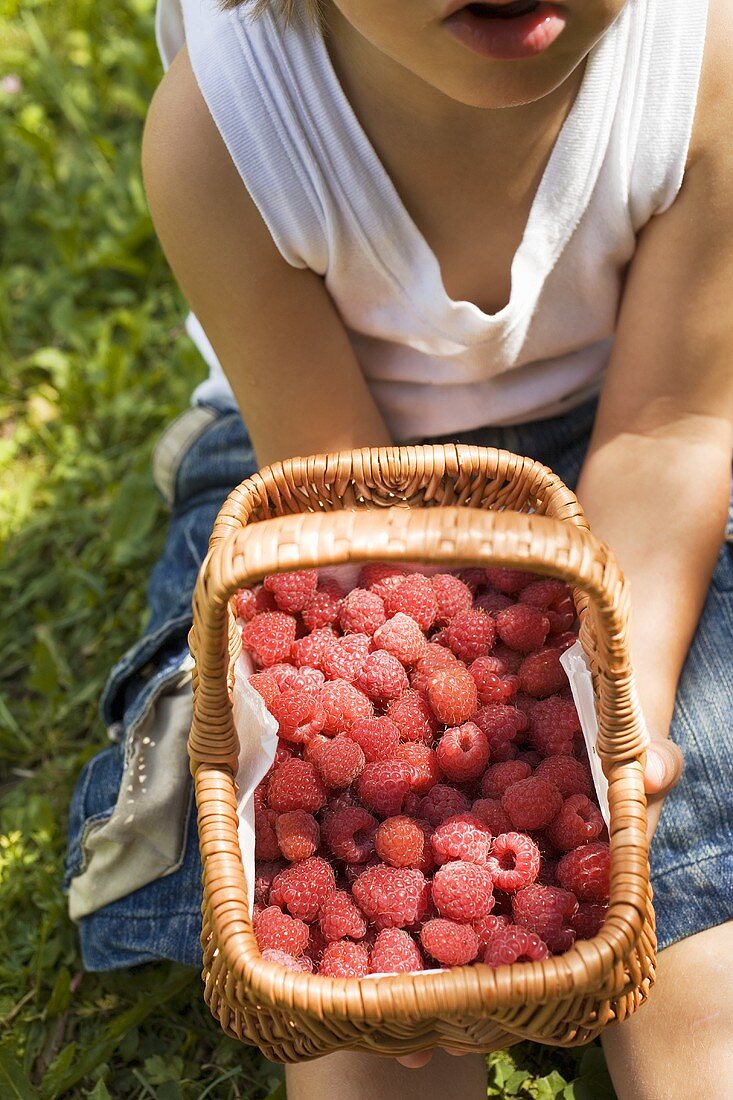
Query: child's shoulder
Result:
<box><xmin>687</xmin><ymin>0</ymin><xmax>733</xmax><ymax>172</ymax></box>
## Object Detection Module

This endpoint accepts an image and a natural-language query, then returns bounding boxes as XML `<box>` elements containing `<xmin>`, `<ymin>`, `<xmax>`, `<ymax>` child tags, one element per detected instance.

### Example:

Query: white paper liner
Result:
<box><xmin>559</xmin><ymin>641</ymin><xmax>611</xmax><ymax>827</ymax></box>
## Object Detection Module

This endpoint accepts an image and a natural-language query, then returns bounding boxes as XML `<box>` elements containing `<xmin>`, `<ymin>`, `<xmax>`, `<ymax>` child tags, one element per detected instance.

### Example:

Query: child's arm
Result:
<box><xmin>576</xmin><ymin>33</ymin><xmax>733</xmax><ymax>833</ymax></box>
<box><xmin>141</xmin><ymin>47</ymin><xmax>392</xmax><ymax>467</ymax></box>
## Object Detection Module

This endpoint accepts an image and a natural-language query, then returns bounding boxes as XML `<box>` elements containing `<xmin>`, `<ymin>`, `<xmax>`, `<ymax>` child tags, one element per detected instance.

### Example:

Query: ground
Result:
<box><xmin>0</xmin><ymin>0</ymin><xmax>617</xmax><ymax>1095</ymax></box>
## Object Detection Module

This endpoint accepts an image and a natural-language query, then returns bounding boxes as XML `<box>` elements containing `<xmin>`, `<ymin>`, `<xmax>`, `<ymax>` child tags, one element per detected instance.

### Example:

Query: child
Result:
<box><xmin>65</xmin><ymin>0</ymin><xmax>733</xmax><ymax>1097</ymax></box>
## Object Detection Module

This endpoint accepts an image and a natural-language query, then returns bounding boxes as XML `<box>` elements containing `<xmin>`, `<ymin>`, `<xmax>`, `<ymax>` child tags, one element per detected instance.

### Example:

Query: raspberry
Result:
<box><xmin>289</xmin><ymin>666</ymin><xmax>326</xmax><ymax>692</ymax></box>
<box><xmin>375</xmin><ymin>815</ymin><xmax>428</xmax><ymax>868</ymax></box>
<box><xmin>496</xmin><ymin>605</ymin><xmax>550</xmax><ymax>653</ymax></box>
<box><xmin>325</xmin><ymin>786</ymin><xmax>360</xmax><ymax>813</ymax></box>
<box><xmin>301</xmin><ymin>579</ymin><xmax>344</xmax><ymax>632</ymax></box>
<box><xmin>356</xmin><ymin>649</ymin><xmax>409</xmax><ymax>703</ymax></box>
<box><xmin>487</xmin><ymin>832</ymin><xmax>541</xmax><ymax>891</ymax></box>
<box><xmin>472</xmin><ymin>912</ymin><xmax>510</xmax><ymax>950</ymax></box>
<box><xmin>430</xmin><ymin>574</ymin><xmax>473</xmax><ymax>625</ymax></box>
<box><xmin>270</xmin><ymin>856</ymin><xmax>336</xmax><ymax>921</ymax></box>
<box><xmin>484</xmin><ymin>567</ymin><xmax>534</xmax><ymax>595</ymax></box>
<box><xmin>253</xmin><ymin>860</ymin><xmax>283</xmax><ymax>905</ymax></box>
<box><xmin>319</xmin><ymin>940</ymin><xmax>370</xmax><ymax>977</ymax></box>
<box><xmin>492</xmin><ymin>644</ymin><xmax>524</xmax><ymax>674</ymax></box>
<box><xmin>315</xmin><ymin>735</ymin><xmax>366</xmax><ymax>789</ymax></box>
<box><xmin>369</xmin><ymin>929</ymin><xmax>424</xmax><ymax>974</ymax></box>
<box><xmin>457</xmin><ymin>567</ymin><xmax>488</xmax><ymax>594</ymax></box>
<box><xmin>373</xmin><ymin>613</ymin><xmax>427</xmax><ymax>666</ymax></box>
<box><xmin>518</xmin><ymin>649</ymin><xmax>568</xmax><ymax>698</ymax></box>
<box><xmin>254</xmin><ymin>905</ymin><xmax>310</xmax><ymax>956</ymax></box>
<box><xmin>249</xmin><ymin>672</ymin><xmax>281</xmax><ymax>710</ymax></box>
<box><xmin>303</xmin><ymin>733</ymin><xmax>329</xmax><ymax>765</ymax></box>
<box><xmin>474</xmin><ymin>705</ymin><xmax>526</xmax><ymax>755</ymax></box>
<box><xmin>410</xmin><ymin>643</ymin><xmax>460</xmax><ymax>692</ymax></box>
<box><xmin>436</xmin><ymin>722</ymin><xmax>490</xmax><ymax>782</ymax></box>
<box><xmin>395</xmin><ymin>742</ymin><xmax>442</xmax><ymax>794</ymax></box>
<box><xmin>519</xmin><ymin>579</ymin><xmax>569</xmax><ymax>610</ymax></box>
<box><xmin>512</xmin><ymin>884</ymin><xmax>578</xmax><ymax>941</ymax></box>
<box><xmin>383</xmin><ymin>574</ymin><xmax>439</xmax><ymax>631</ymax></box>
<box><xmin>502</xmin><ymin>777</ymin><xmax>563</xmax><ymax>830</ymax></box>
<box><xmin>551</xmin><ymin>630</ymin><xmax>580</xmax><ymax>652</ymax></box>
<box><xmin>337</xmin><ymin>587</ymin><xmax>386</xmax><ymax>636</ymax></box>
<box><xmin>290</xmin><ymin>625</ymin><xmax>337</xmax><ymax>668</ymax></box>
<box><xmin>387</xmin><ymin>689</ymin><xmax>439</xmax><ymax>744</ymax></box>
<box><xmin>474</xmin><ymin>592</ymin><xmax>515</xmax><ymax>616</ymax></box>
<box><xmin>432</xmin><ymin>860</ymin><xmax>494</xmax><ymax>922</ymax></box>
<box><xmin>343</xmin><ymin>853</ymin><xmax>381</xmax><ymax>886</ymax></box>
<box><xmin>274</xmin><ymin>810</ymin><xmax>320</xmax><ymax>861</ymax></box>
<box><xmin>570</xmin><ymin>902</ymin><xmax>608</xmax><ymax>939</ymax></box>
<box><xmin>255</xmin><ymin>808</ymin><xmax>280</xmax><ymax>859</ymax></box>
<box><xmin>357</xmin><ymin>761</ymin><xmax>412</xmax><ymax>817</ymax></box>
<box><xmin>320</xmin><ymin>633</ymin><xmax>371</xmax><ymax>682</ymax></box>
<box><xmin>260</xmin><ymin>948</ymin><xmax>314</xmax><ymax>973</ymax></box>
<box><xmin>444</xmin><ymin>609</ymin><xmax>496</xmax><ymax>662</ymax></box>
<box><xmin>481</xmin><ymin>761</ymin><xmax>532</xmax><ymax>800</ymax></box>
<box><xmin>263</xmin><ymin>569</ymin><xmax>318</xmax><ymax>613</ymax></box>
<box><xmin>319</xmin><ymin>890</ymin><xmax>367</xmax><ymax>941</ymax></box>
<box><xmin>322</xmin><ymin>807</ymin><xmax>378</xmax><ymax>863</ymax></box>
<box><xmin>353</xmin><ymin>865</ymin><xmax>429</xmax><ymax>929</ymax></box>
<box><xmin>318</xmin><ymin>679</ymin><xmax>374</xmax><ymax>733</ymax></box>
<box><xmin>418</xmin><ymin>784</ymin><xmax>471</xmax><ymax>828</ymax></box>
<box><xmin>546</xmin><ymin>594</ymin><xmax>576</xmax><ymax>634</ymax></box>
<box><xmin>269</xmin><ymin>689</ymin><xmax>326</xmax><ymax>744</ymax></box>
<box><xmin>482</xmin><ymin>925</ymin><xmax>549</xmax><ymax>966</ymax></box>
<box><xmin>431</xmin><ymin>813</ymin><xmax>491</xmax><ymax>866</ymax></box>
<box><xmin>266</xmin><ymin>664</ymin><xmax>302</xmax><ymax>691</ymax></box>
<box><xmin>528</xmin><ymin>696</ymin><xmax>581</xmax><ymax>756</ymax></box>
<box><xmin>546</xmin><ymin>794</ymin><xmax>604</xmax><ymax>851</ymax></box>
<box><xmin>516</xmin><ymin>750</ymin><xmax>542</xmax><ymax>768</ymax></box>
<box><xmin>469</xmin><ymin>657</ymin><xmax>518</xmax><ymax>705</ymax></box>
<box><xmin>358</xmin><ymin>563</ymin><xmax>407</xmax><ymax>598</ymax></box>
<box><xmin>348</xmin><ymin>716</ymin><xmax>401</xmax><ymax>762</ymax></box>
<box><xmin>427</xmin><ymin>667</ymin><xmax>478</xmax><ymax>725</ymax></box>
<box><xmin>556</xmin><ymin>842</ymin><xmax>610</xmax><ymax>902</ymax></box>
<box><xmin>241</xmin><ymin>611</ymin><xmax>298</xmax><ymax>668</ymax></box>
<box><xmin>420</xmin><ymin>919</ymin><xmax>479</xmax><ymax>965</ymax></box>
<box><xmin>267</xmin><ymin>759</ymin><xmax>328</xmax><ymax>814</ymax></box>
<box><xmin>236</xmin><ymin>585</ymin><xmax>278</xmax><ymax>621</ymax></box>
<box><xmin>471</xmin><ymin>799</ymin><xmax>512</xmax><ymax>836</ymax></box>
<box><xmin>544</xmin><ymin>926</ymin><xmax>577</xmax><ymax>953</ymax></box>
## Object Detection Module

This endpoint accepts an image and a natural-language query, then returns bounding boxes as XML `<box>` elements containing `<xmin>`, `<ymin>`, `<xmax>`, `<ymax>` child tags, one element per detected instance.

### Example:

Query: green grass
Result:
<box><xmin>0</xmin><ymin>1</ymin><xmax>617</xmax><ymax>1095</ymax></box>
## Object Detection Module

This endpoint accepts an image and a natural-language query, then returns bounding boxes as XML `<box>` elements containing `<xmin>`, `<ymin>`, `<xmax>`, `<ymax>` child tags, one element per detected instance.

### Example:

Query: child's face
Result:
<box><xmin>325</xmin><ymin>0</ymin><xmax>628</xmax><ymax>109</ymax></box>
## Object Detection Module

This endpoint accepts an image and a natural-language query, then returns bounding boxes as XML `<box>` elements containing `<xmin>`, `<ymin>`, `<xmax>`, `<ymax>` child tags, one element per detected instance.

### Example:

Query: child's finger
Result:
<box><xmin>395</xmin><ymin>1051</ymin><xmax>434</xmax><ymax>1069</ymax></box>
<box><xmin>643</xmin><ymin>738</ymin><xmax>684</xmax><ymax>796</ymax></box>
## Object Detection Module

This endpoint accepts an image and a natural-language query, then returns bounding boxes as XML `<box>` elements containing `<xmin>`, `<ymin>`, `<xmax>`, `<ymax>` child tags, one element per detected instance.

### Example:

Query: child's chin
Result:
<box><xmin>433</xmin><ymin>56</ymin><xmax>581</xmax><ymax>111</ymax></box>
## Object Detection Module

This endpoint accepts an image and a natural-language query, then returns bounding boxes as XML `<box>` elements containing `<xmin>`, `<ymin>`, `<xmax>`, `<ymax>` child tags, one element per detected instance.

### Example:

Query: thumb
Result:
<box><xmin>644</xmin><ymin>738</ymin><xmax>684</xmax><ymax>797</ymax></box>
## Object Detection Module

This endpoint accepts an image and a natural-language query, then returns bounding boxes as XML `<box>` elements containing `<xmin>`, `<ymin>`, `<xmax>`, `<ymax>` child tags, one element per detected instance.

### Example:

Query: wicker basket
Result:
<box><xmin>188</xmin><ymin>445</ymin><xmax>655</xmax><ymax>1062</ymax></box>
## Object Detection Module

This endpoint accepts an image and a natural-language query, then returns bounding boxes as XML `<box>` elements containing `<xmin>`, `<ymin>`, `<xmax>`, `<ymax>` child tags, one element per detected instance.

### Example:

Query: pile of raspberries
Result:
<box><xmin>238</xmin><ymin>563</ymin><xmax>610</xmax><ymax>978</ymax></box>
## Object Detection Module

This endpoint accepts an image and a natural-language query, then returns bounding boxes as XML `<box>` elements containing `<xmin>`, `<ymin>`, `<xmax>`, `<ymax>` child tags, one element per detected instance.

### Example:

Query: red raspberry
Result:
<box><xmin>241</xmin><ymin>611</ymin><xmax>297</xmax><ymax>668</ymax></box>
<box><xmin>486</xmin><ymin>832</ymin><xmax>541</xmax><ymax>891</ymax></box>
<box><xmin>255</xmin><ymin>808</ymin><xmax>280</xmax><ymax>860</ymax></box>
<box><xmin>436</xmin><ymin>722</ymin><xmax>490</xmax><ymax>782</ymax></box>
<box><xmin>369</xmin><ymin>929</ymin><xmax>423</xmax><ymax>974</ymax></box>
<box><xmin>353</xmin><ymin>865</ymin><xmax>429</xmax><ymax>929</ymax></box>
<box><xmin>469</xmin><ymin>658</ymin><xmax>517</xmax><ymax>705</ymax></box>
<box><xmin>270</xmin><ymin>856</ymin><xmax>336</xmax><ymax>921</ymax></box>
<box><xmin>289</xmin><ymin>666</ymin><xmax>326</xmax><ymax>692</ymax></box>
<box><xmin>474</xmin><ymin>704</ymin><xmax>527</xmax><ymax>753</ymax></box>
<box><xmin>269</xmin><ymin>689</ymin><xmax>326</xmax><ymax>744</ymax></box>
<box><xmin>343</xmin><ymin>853</ymin><xmax>380</xmax><ymax>887</ymax></box>
<box><xmin>457</xmin><ymin>567</ymin><xmax>488</xmax><ymax>594</ymax></box>
<box><xmin>516</xmin><ymin>750</ymin><xmax>542</xmax><ymax>768</ymax></box>
<box><xmin>263</xmin><ymin>569</ymin><xmax>318</xmax><ymax>613</ymax></box>
<box><xmin>291</xmin><ymin>625</ymin><xmax>337</xmax><ymax>668</ymax></box>
<box><xmin>492</xmin><ymin>644</ymin><xmax>524</xmax><ymax>674</ymax></box>
<box><xmin>325</xmin><ymin>786</ymin><xmax>360</xmax><ymax>813</ymax></box>
<box><xmin>319</xmin><ymin>940</ymin><xmax>370</xmax><ymax>977</ymax></box>
<box><xmin>375</xmin><ymin>815</ymin><xmax>428</xmax><ymax>868</ymax></box>
<box><xmin>338</xmin><ymin>587</ymin><xmax>386</xmax><ymax>636</ymax></box>
<box><xmin>267</xmin><ymin>758</ymin><xmax>327</xmax><ymax>814</ymax></box>
<box><xmin>430</xmin><ymin>573</ymin><xmax>474</xmax><ymax>625</ymax></box>
<box><xmin>444</xmin><ymin>609</ymin><xmax>496</xmax><ymax>662</ymax></box>
<box><xmin>236</xmin><ymin>585</ymin><xmax>278</xmax><ymax>621</ymax></box>
<box><xmin>556</xmin><ymin>842</ymin><xmax>610</xmax><ymax>902</ymax></box>
<box><xmin>322</xmin><ymin>807</ymin><xmax>378</xmax><ymax>863</ymax></box>
<box><xmin>320</xmin><ymin>633</ymin><xmax>370</xmax><ymax>682</ymax></box>
<box><xmin>315</xmin><ymin>735</ymin><xmax>366</xmax><ymax>789</ymax></box>
<box><xmin>357</xmin><ymin>761</ymin><xmax>412</xmax><ymax>817</ymax></box>
<box><xmin>348</xmin><ymin>716</ymin><xmax>400</xmax><ymax>762</ymax></box>
<box><xmin>481</xmin><ymin>761</ymin><xmax>532</xmax><ymax>800</ymax></box>
<box><xmin>472</xmin><ymin>912</ymin><xmax>510</xmax><ymax>950</ymax></box>
<box><xmin>518</xmin><ymin>649</ymin><xmax>568</xmax><ymax>699</ymax></box>
<box><xmin>395</xmin><ymin>742</ymin><xmax>442</xmax><ymax>794</ymax></box>
<box><xmin>383</xmin><ymin>574</ymin><xmax>439</xmax><ymax>632</ymax></box>
<box><xmin>387</xmin><ymin>689</ymin><xmax>439</xmax><ymax>744</ymax></box>
<box><xmin>496</xmin><ymin>605</ymin><xmax>550</xmax><ymax>653</ymax></box>
<box><xmin>519</xmin><ymin>579</ymin><xmax>570</xmax><ymax>610</ymax></box>
<box><xmin>303</xmin><ymin>733</ymin><xmax>329</xmax><ymax>766</ymax></box>
<box><xmin>475</xmin><ymin>592</ymin><xmax>515</xmax><ymax>617</ymax></box>
<box><xmin>249</xmin><ymin>672</ymin><xmax>281</xmax><ymax>710</ymax></box>
<box><xmin>431</xmin><ymin>813</ymin><xmax>491</xmax><ymax>866</ymax></box>
<box><xmin>420</xmin><ymin>919</ymin><xmax>479</xmax><ymax>966</ymax></box>
<box><xmin>410</xmin><ymin>643</ymin><xmax>460</xmax><ymax>692</ymax></box>
<box><xmin>301</xmin><ymin>579</ymin><xmax>344</xmax><ymax>631</ymax></box>
<box><xmin>403</xmin><ymin>791</ymin><xmax>423</xmax><ymax>817</ymax></box>
<box><xmin>254</xmin><ymin>905</ymin><xmax>310</xmax><ymax>956</ymax></box>
<box><xmin>546</xmin><ymin>594</ymin><xmax>576</xmax><ymax>634</ymax></box>
<box><xmin>432</xmin><ymin>860</ymin><xmax>494</xmax><ymax>922</ymax></box>
<box><xmin>260</xmin><ymin>948</ymin><xmax>314</xmax><ymax>973</ymax></box>
<box><xmin>274</xmin><ymin>810</ymin><xmax>320</xmax><ymax>861</ymax></box>
<box><xmin>318</xmin><ymin>679</ymin><xmax>374</xmax><ymax>733</ymax></box>
<box><xmin>373</xmin><ymin>613</ymin><xmax>427</xmax><ymax>666</ymax></box>
<box><xmin>484</xmin><ymin>567</ymin><xmax>534</xmax><ymax>595</ymax></box>
<box><xmin>418</xmin><ymin>784</ymin><xmax>471</xmax><ymax>828</ymax></box>
<box><xmin>546</xmin><ymin>794</ymin><xmax>604</xmax><ymax>851</ymax></box>
<box><xmin>502</xmin><ymin>777</ymin><xmax>563</xmax><ymax>830</ymax></box>
<box><xmin>358</xmin><ymin>563</ymin><xmax>407</xmax><ymax>598</ymax></box>
<box><xmin>482</xmin><ymin>925</ymin><xmax>549</xmax><ymax>966</ymax></box>
<box><xmin>427</xmin><ymin>667</ymin><xmax>478</xmax><ymax>725</ymax></box>
<box><xmin>253</xmin><ymin>860</ymin><xmax>283</xmax><ymax>905</ymax></box>
<box><xmin>551</xmin><ymin>630</ymin><xmax>580</xmax><ymax>651</ymax></box>
<box><xmin>511</xmin><ymin>884</ymin><xmax>578</xmax><ymax>941</ymax></box>
<box><xmin>471</xmin><ymin>799</ymin><xmax>512</xmax><ymax>836</ymax></box>
<box><xmin>570</xmin><ymin>902</ymin><xmax>608</xmax><ymax>939</ymax></box>
<box><xmin>356</xmin><ymin>649</ymin><xmax>409</xmax><ymax>703</ymax></box>
<box><xmin>265</xmin><ymin>663</ymin><xmax>302</xmax><ymax>691</ymax></box>
<box><xmin>528</xmin><ymin>696</ymin><xmax>581</xmax><ymax>756</ymax></box>
<box><xmin>318</xmin><ymin>890</ymin><xmax>367</xmax><ymax>941</ymax></box>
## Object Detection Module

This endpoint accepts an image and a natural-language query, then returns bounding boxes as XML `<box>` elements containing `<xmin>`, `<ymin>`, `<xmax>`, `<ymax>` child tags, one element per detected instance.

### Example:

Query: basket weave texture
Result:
<box><xmin>188</xmin><ymin>445</ymin><xmax>655</xmax><ymax>1062</ymax></box>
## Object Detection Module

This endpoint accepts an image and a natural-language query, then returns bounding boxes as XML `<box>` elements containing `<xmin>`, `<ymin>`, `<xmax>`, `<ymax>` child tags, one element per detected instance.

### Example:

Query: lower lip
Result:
<box><xmin>444</xmin><ymin>4</ymin><xmax>567</xmax><ymax>61</ymax></box>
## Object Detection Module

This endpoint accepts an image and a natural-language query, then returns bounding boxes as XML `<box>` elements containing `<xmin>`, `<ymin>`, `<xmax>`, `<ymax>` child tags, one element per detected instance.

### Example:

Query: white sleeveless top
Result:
<box><xmin>155</xmin><ymin>0</ymin><xmax>708</xmax><ymax>441</ymax></box>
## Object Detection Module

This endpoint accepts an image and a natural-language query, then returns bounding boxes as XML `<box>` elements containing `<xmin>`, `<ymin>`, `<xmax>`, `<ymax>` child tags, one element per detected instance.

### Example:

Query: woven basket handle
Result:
<box><xmin>188</xmin><ymin>506</ymin><xmax>648</xmax><ymax>776</ymax></box>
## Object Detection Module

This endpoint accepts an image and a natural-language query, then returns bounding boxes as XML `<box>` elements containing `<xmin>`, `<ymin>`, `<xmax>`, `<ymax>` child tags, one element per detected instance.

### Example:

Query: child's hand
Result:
<box><xmin>643</xmin><ymin>735</ymin><xmax>684</xmax><ymax>839</ymax></box>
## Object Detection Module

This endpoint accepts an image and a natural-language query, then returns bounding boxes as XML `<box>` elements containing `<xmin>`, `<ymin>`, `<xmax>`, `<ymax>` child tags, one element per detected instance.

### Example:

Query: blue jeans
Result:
<box><xmin>65</xmin><ymin>397</ymin><xmax>733</xmax><ymax>969</ymax></box>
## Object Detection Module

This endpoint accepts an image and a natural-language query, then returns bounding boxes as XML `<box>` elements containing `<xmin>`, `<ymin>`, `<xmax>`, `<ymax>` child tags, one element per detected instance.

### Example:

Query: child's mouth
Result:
<box><xmin>466</xmin><ymin>1</ymin><xmax>542</xmax><ymax>18</ymax></box>
<box><xmin>444</xmin><ymin>1</ymin><xmax>567</xmax><ymax>60</ymax></box>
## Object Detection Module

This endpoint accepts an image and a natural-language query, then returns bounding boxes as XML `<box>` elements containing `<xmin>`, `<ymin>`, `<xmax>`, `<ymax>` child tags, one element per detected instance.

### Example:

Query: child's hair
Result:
<box><xmin>220</xmin><ymin>0</ymin><xmax>322</xmax><ymax>24</ymax></box>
